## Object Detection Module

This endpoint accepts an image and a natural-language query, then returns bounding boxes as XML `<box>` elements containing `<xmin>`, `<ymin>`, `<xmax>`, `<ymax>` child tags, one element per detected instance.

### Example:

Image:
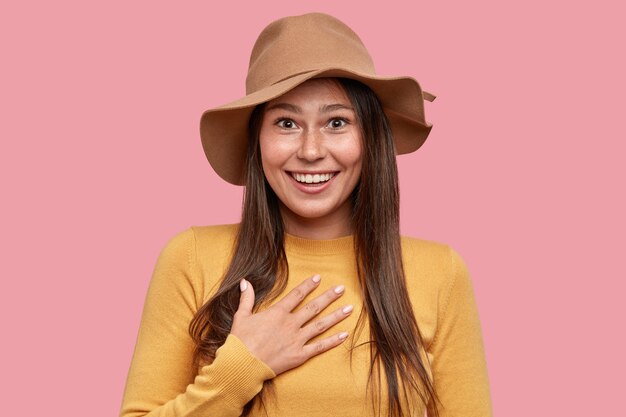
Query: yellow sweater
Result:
<box><xmin>120</xmin><ymin>224</ymin><xmax>492</xmax><ymax>417</ymax></box>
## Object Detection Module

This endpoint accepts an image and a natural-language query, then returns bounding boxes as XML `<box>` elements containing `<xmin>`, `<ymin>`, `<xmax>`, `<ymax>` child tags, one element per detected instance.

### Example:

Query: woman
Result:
<box><xmin>120</xmin><ymin>13</ymin><xmax>492</xmax><ymax>417</ymax></box>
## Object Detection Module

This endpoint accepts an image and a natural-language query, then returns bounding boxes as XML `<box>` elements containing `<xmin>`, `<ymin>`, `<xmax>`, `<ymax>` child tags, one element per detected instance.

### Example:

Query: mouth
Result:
<box><xmin>287</xmin><ymin>171</ymin><xmax>338</xmax><ymax>185</ymax></box>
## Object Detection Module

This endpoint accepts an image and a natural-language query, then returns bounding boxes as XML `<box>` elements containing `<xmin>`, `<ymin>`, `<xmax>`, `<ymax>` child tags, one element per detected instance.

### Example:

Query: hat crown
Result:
<box><xmin>246</xmin><ymin>13</ymin><xmax>376</xmax><ymax>94</ymax></box>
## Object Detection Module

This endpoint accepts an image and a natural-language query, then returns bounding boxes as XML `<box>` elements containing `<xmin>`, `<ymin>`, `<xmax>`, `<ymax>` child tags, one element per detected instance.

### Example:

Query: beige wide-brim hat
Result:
<box><xmin>200</xmin><ymin>12</ymin><xmax>436</xmax><ymax>186</ymax></box>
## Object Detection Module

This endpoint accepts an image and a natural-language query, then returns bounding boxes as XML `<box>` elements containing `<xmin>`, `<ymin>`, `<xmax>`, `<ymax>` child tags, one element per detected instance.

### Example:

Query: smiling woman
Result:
<box><xmin>259</xmin><ymin>79</ymin><xmax>363</xmax><ymax>239</ymax></box>
<box><xmin>119</xmin><ymin>12</ymin><xmax>493</xmax><ymax>417</ymax></box>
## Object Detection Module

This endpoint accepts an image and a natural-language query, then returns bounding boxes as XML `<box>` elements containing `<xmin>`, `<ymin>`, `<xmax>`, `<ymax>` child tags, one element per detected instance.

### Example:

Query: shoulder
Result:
<box><xmin>148</xmin><ymin>224</ymin><xmax>240</xmax><ymax>310</ymax></box>
<box><xmin>400</xmin><ymin>234</ymin><xmax>470</xmax><ymax>281</ymax></box>
<box><xmin>190</xmin><ymin>223</ymin><xmax>239</xmax><ymax>248</ymax></box>
<box><xmin>400</xmin><ymin>235</ymin><xmax>474</xmax><ymax>347</ymax></box>
<box><xmin>400</xmin><ymin>235</ymin><xmax>466</xmax><ymax>274</ymax></box>
<box><xmin>182</xmin><ymin>223</ymin><xmax>240</xmax><ymax>268</ymax></box>
<box><xmin>158</xmin><ymin>223</ymin><xmax>239</xmax><ymax>258</ymax></box>
<box><xmin>399</xmin><ymin>235</ymin><xmax>472</xmax><ymax>310</ymax></box>
<box><xmin>157</xmin><ymin>223</ymin><xmax>241</xmax><ymax>274</ymax></box>
<box><xmin>400</xmin><ymin>235</ymin><xmax>451</xmax><ymax>261</ymax></box>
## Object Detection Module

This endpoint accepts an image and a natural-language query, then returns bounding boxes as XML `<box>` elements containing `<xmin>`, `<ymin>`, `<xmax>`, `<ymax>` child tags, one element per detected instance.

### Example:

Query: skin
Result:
<box><xmin>230</xmin><ymin>79</ymin><xmax>363</xmax><ymax>375</ymax></box>
<box><xmin>233</xmin><ymin>276</ymin><xmax>353</xmax><ymax>375</ymax></box>
<box><xmin>259</xmin><ymin>78</ymin><xmax>363</xmax><ymax>240</ymax></box>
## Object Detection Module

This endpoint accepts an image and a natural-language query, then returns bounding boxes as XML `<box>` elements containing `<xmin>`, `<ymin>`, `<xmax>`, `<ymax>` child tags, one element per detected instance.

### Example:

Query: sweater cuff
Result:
<box><xmin>202</xmin><ymin>333</ymin><xmax>276</xmax><ymax>407</ymax></box>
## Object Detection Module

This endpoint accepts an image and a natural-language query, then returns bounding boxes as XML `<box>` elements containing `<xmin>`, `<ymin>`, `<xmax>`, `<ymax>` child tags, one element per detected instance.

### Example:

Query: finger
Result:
<box><xmin>300</xmin><ymin>304</ymin><xmax>353</xmax><ymax>341</ymax></box>
<box><xmin>274</xmin><ymin>274</ymin><xmax>321</xmax><ymax>312</ymax></box>
<box><xmin>236</xmin><ymin>279</ymin><xmax>255</xmax><ymax>317</ymax></box>
<box><xmin>301</xmin><ymin>331</ymin><xmax>349</xmax><ymax>360</ymax></box>
<box><xmin>294</xmin><ymin>284</ymin><xmax>346</xmax><ymax>324</ymax></box>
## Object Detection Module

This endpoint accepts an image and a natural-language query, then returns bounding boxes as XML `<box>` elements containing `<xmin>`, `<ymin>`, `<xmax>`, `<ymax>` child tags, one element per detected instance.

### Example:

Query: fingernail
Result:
<box><xmin>338</xmin><ymin>332</ymin><xmax>349</xmax><ymax>340</ymax></box>
<box><xmin>240</xmin><ymin>279</ymin><xmax>248</xmax><ymax>292</ymax></box>
<box><xmin>334</xmin><ymin>285</ymin><xmax>345</xmax><ymax>294</ymax></box>
<box><xmin>342</xmin><ymin>305</ymin><xmax>353</xmax><ymax>314</ymax></box>
<box><xmin>312</xmin><ymin>274</ymin><xmax>321</xmax><ymax>283</ymax></box>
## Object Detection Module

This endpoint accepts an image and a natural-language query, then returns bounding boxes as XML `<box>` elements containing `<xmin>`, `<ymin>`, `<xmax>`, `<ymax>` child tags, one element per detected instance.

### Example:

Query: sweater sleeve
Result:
<box><xmin>119</xmin><ymin>228</ymin><xmax>276</xmax><ymax>417</ymax></box>
<box><xmin>426</xmin><ymin>247</ymin><xmax>493</xmax><ymax>417</ymax></box>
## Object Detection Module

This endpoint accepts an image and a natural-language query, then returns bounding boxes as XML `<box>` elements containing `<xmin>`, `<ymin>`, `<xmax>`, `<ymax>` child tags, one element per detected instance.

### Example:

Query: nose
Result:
<box><xmin>296</xmin><ymin>129</ymin><xmax>326</xmax><ymax>161</ymax></box>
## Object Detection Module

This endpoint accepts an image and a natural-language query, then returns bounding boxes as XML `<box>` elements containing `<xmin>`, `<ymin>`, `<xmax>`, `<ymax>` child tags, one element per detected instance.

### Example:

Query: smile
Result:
<box><xmin>289</xmin><ymin>172</ymin><xmax>336</xmax><ymax>184</ymax></box>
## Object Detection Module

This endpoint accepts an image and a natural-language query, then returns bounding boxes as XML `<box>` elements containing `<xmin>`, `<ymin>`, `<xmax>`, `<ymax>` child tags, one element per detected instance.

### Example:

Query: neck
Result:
<box><xmin>279</xmin><ymin>203</ymin><xmax>353</xmax><ymax>240</ymax></box>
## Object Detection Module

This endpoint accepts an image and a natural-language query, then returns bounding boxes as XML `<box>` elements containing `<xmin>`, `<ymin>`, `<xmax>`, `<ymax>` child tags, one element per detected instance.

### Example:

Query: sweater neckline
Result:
<box><xmin>284</xmin><ymin>232</ymin><xmax>355</xmax><ymax>255</ymax></box>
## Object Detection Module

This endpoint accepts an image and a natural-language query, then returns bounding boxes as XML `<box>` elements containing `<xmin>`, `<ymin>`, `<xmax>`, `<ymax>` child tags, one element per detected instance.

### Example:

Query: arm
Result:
<box><xmin>426</xmin><ymin>247</ymin><xmax>493</xmax><ymax>417</ymax></box>
<box><xmin>119</xmin><ymin>228</ymin><xmax>275</xmax><ymax>417</ymax></box>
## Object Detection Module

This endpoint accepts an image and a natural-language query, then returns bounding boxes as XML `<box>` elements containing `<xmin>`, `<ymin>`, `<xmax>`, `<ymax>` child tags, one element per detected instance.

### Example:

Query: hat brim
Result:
<box><xmin>200</xmin><ymin>68</ymin><xmax>436</xmax><ymax>185</ymax></box>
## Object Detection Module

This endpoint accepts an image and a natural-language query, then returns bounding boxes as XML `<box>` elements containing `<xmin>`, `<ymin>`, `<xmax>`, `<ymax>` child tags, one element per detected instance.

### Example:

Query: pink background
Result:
<box><xmin>2</xmin><ymin>1</ymin><xmax>624</xmax><ymax>415</ymax></box>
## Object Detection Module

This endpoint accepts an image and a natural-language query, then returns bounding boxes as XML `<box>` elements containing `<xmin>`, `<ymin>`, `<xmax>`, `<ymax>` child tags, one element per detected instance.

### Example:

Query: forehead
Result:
<box><xmin>265</xmin><ymin>78</ymin><xmax>351</xmax><ymax>108</ymax></box>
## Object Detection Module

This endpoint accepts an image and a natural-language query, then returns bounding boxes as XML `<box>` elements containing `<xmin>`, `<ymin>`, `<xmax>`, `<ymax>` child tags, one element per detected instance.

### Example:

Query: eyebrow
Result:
<box><xmin>265</xmin><ymin>103</ymin><xmax>301</xmax><ymax>113</ymax></box>
<box><xmin>320</xmin><ymin>103</ymin><xmax>354</xmax><ymax>113</ymax></box>
<box><xmin>264</xmin><ymin>102</ymin><xmax>354</xmax><ymax>114</ymax></box>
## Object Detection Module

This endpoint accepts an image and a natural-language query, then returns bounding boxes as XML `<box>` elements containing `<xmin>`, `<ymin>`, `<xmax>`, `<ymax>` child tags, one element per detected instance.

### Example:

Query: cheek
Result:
<box><xmin>340</xmin><ymin>137</ymin><xmax>364</xmax><ymax>174</ymax></box>
<box><xmin>259</xmin><ymin>131</ymin><xmax>279</xmax><ymax>174</ymax></box>
<box><xmin>258</xmin><ymin>137</ymin><xmax>271</xmax><ymax>173</ymax></box>
<box><xmin>259</xmin><ymin>134</ymin><xmax>293</xmax><ymax>188</ymax></box>
<box><xmin>259</xmin><ymin>130</ymin><xmax>299</xmax><ymax>169</ymax></box>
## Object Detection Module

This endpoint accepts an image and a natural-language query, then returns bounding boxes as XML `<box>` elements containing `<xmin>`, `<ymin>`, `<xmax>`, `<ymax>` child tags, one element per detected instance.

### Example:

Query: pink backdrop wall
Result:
<box><xmin>2</xmin><ymin>1</ymin><xmax>624</xmax><ymax>415</ymax></box>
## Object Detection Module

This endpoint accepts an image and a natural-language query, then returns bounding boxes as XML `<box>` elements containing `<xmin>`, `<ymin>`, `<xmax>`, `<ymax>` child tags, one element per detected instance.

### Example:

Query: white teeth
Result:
<box><xmin>291</xmin><ymin>172</ymin><xmax>335</xmax><ymax>184</ymax></box>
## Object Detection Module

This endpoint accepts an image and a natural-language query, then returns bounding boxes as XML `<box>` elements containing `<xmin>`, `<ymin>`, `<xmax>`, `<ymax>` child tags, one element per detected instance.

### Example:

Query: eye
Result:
<box><xmin>328</xmin><ymin>118</ymin><xmax>348</xmax><ymax>129</ymax></box>
<box><xmin>276</xmin><ymin>118</ymin><xmax>298</xmax><ymax>129</ymax></box>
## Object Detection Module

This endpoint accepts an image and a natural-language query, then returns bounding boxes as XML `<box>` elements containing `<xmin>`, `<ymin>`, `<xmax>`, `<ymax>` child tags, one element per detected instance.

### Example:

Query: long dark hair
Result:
<box><xmin>189</xmin><ymin>78</ymin><xmax>441</xmax><ymax>416</ymax></box>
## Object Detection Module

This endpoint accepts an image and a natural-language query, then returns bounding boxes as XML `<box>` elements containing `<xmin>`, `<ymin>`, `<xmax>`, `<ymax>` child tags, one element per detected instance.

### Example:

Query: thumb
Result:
<box><xmin>237</xmin><ymin>279</ymin><xmax>255</xmax><ymax>316</ymax></box>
